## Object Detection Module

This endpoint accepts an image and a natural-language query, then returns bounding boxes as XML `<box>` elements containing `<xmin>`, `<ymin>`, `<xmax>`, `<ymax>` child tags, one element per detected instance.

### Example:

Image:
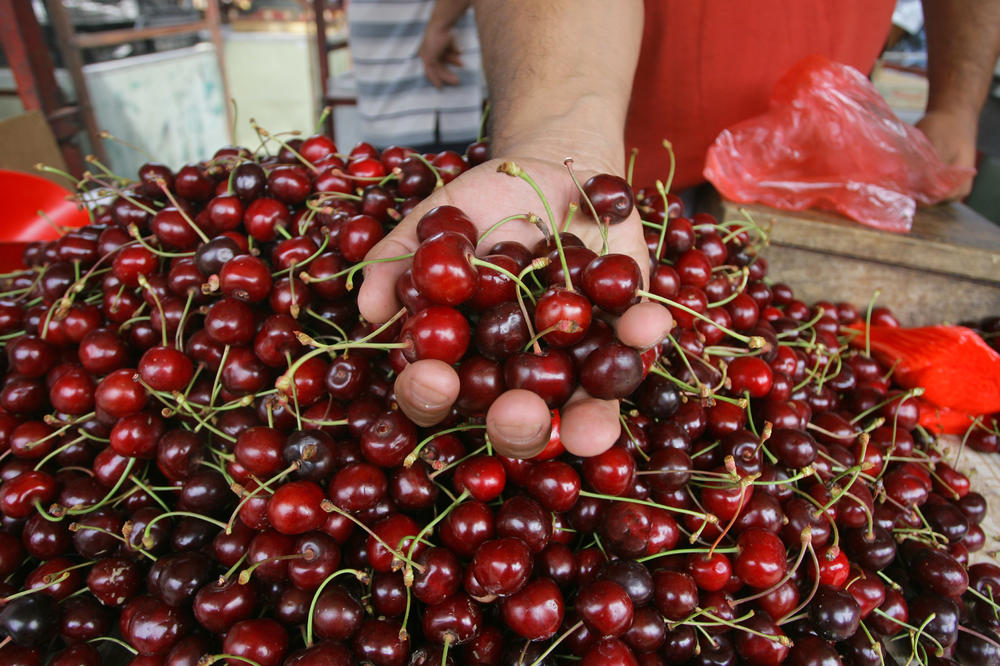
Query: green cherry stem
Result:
<box><xmin>497</xmin><ymin>161</ymin><xmax>573</xmax><ymax>291</ymax></box>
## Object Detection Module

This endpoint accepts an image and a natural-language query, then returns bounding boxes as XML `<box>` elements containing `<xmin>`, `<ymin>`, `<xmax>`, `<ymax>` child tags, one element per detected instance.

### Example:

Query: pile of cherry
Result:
<box><xmin>0</xmin><ymin>130</ymin><xmax>996</xmax><ymax>666</ymax></box>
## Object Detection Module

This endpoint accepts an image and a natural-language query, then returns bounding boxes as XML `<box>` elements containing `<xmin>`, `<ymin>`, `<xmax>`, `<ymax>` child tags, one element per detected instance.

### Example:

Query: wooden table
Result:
<box><xmin>709</xmin><ymin>196</ymin><xmax>1000</xmax><ymax>326</ymax></box>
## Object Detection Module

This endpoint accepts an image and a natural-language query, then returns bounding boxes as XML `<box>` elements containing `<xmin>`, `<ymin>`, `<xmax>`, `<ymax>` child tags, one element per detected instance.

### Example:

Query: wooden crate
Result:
<box><xmin>709</xmin><ymin>196</ymin><xmax>1000</xmax><ymax>326</ymax></box>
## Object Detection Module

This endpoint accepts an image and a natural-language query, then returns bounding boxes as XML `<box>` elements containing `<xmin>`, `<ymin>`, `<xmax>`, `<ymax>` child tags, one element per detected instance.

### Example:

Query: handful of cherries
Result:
<box><xmin>0</xmin><ymin>128</ymin><xmax>993</xmax><ymax>666</ymax></box>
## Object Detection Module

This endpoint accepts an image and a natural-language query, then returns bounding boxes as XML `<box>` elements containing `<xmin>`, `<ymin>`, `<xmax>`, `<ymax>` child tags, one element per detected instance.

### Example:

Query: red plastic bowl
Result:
<box><xmin>0</xmin><ymin>169</ymin><xmax>90</xmax><ymax>270</ymax></box>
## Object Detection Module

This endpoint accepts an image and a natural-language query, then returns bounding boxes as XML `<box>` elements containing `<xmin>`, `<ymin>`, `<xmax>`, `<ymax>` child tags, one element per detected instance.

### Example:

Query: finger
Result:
<box><xmin>356</xmin><ymin>235</ymin><xmax>418</xmax><ymax>324</ymax></box>
<box><xmin>616</xmin><ymin>301</ymin><xmax>673</xmax><ymax>350</ymax></box>
<box><xmin>424</xmin><ymin>67</ymin><xmax>444</xmax><ymax>89</ymax></box>
<box><xmin>560</xmin><ymin>395</ymin><xmax>621</xmax><ymax>457</ymax></box>
<box><xmin>439</xmin><ymin>68</ymin><xmax>460</xmax><ymax>86</ymax></box>
<box><xmin>394</xmin><ymin>360</ymin><xmax>460</xmax><ymax>427</ymax></box>
<box><xmin>486</xmin><ymin>389</ymin><xmax>552</xmax><ymax>458</ymax></box>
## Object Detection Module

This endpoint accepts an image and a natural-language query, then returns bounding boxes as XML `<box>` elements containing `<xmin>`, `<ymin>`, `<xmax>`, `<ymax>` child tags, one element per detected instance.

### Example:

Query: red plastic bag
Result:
<box><xmin>847</xmin><ymin>323</ymin><xmax>1000</xmax><ymax>433</ymax></box>
<box><xmin>703</xmin><ymin>56</ymin><xmax>974</xmax><ymax>233</ymax></box>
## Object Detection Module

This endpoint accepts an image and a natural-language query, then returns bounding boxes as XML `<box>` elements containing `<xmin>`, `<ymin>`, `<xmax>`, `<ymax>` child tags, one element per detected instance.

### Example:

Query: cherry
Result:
<box><xmin>222</xmin><ymin>618</ymin><xmax>289</xmax><ymax>666</ymax></box>
<box><xmin>353</xmin><ymin>617</ymin><xmax>409</xmax><ymax>666</ymax></box>
<box><xmin>400</xmin><ymin>306</ymin><xmax>470</xmax><ymax>365</ymax></box>
<box><xmin>361</xmin><ymin>410</ymin><xmax>417</xmax><ymax>468</ymax></box>
<box><xmin>95</xmin><ymin>368</ymin><xmax>147</xmax><ymax>418</ymax></box>
<box><xmin>267</xmin><ymin>480</ymin><xmax>326</xmax><ymax>534</ymax></box>
<box><xmin>312</xmin><ymin>583</ymin><xmax>364</xmax><ymax>641</ymax></box>
<box><xmin>577</xmin><ymin>579</ymin><xmax>634</xmax><ymax>637</ymax></box>
<box><xmin>470</xmin><ymin>537</ymin><xmax>533</xmax><ymax>596</ymax></box>
<box><xmin>504</xmin><ymin>348</ymin><xmax>575</xmax><ymax>408</ymax></box>
<box><xmin>220</xmin><ymin>254</ymin><xmax>273</xmax><ymax>302</ymax></box>
<box><xmin>582</xmin><ymin>173</ymin><xmax>634</xmax><ymax>224</ymax></box>
<box><xmin>809</xmin><ymin>585</ymin><xmax>861</xmax><ymax>642</ymax></box>
<box><xmin>191</xmin><ymin>576</ymin><xmax>256</xmax><ymax>634</ymax></box>
<box><xmin>735</xmin><ymin>527</ymin><xmax>787</xmax><ymax>589</ymax></box>
<box><xmin>0</xmin><ymin>594</ymin><xmax>57</xmax><ymax>647</ymax></box>
<box><xmin>422</xmin><ymin>593</ymin><xmax>483</xmax><ymax>646</ymax></box>
<box><xmin>0</xmin><ymin>470</ymin><xmax>57</xmax><ymax>519</ymax></box>
<box><xmin>439</xmin><ymin>501</ymin><xmax>494</xmax><ymax>559</ymax></box>
<box><xmin>475</xmin><ymin>301</ymin><xmax>530</xmax><ymax>360</ymax></box>
<box><xmin>534</xmin><ymin>287</ymin><xmax>592</xmax><ymax>347</ymax></box>
<box><xmin>526</xmin><ymin>460</ymin><xmax>580</xmax><ymax>513</ymax></box>
<box><xmin>244</xmin><ymin>197</ymin><xmax>291</xmax><ymax>242</ymax></box>
<box><xmin>579</xmin><ymin>341</ymin><xmax>643</xmax><ymax>400</ymax></box>
<box><xmin>501</xmin><ymin>577</ymin><xmax>564</xmax><ymax>641</ymax></box>
<box><xmin>123</xmin><ymin>595</ymin><xmax>191</xmax><ymax>656</ymax></box>
<box><xmin>138</xmin><ymin>345</ymin><xmax>194</xmax><ymax>392</ymax></box>
<box><xmin>453</xmin><ymin>455</ymin><xmax>507</xmax><ymax>502</ymax></box>
<box><xmin>652</xmin><ymin>569</ymin><xmax>699</xmax><ymax>621</ymax></box>
<box><xmin>412</xmin><ymin>231</ymin><xmax>478</xmax><ymax>306</ymax></box>
<box><xmin>367</xmin><ymin>513</ymin><xmax>424</xmax><ymax>573</ymax></box>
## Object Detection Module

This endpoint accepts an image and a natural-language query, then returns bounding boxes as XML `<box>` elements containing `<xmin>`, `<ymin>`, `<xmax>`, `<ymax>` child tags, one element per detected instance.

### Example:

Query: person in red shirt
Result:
<box><xmin>358</xmin><ymin>0</ymin><xmax>1000</xmax><ymax>460</ymax></box>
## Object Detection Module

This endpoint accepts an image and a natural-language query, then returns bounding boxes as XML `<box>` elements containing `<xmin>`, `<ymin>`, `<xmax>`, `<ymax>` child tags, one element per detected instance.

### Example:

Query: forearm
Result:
<box><xmin>473</xmin><ymin>0</ymin><xmax>643</xmax><ymax>173</ymax></box>
<box><xmin>428</xmin><ymin>0</ymin><xmax>471</xmax><ymax>31</ymax></box>
<box><xmin>922</xmin><ymin>0</ymin><xmax>1000</xmax><ymax>121</ymax></box>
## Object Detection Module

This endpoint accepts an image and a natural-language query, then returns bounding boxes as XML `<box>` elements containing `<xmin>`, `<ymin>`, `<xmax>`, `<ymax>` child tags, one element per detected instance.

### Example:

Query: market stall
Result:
<box><xmin>0</xmin><ymin>1</ymin><xmax>999</xmax><ymax>665</ymax></box>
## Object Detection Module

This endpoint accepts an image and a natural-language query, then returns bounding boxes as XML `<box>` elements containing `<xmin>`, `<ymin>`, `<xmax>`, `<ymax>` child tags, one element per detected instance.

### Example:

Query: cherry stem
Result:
<box><xmin>141</xmin><ymin>511</ymin><xmax>228</xmax><ymax>549</ymax></box>
<box><xmin>905</xmin><ymin>610</ymin><xmax>946</xmax><ymax>659</ymax></box>
<box><xmin>63</xmin><ymin>456</ymin><xmax>137</xmax><ymax>517</ymax></box>
<box><xmin>734</xmin><ymin>527</ymin><xmax>811</xmax><ymax>608</ymax></box>
<box><xmin>127</xmin><ymin>474</ymin><xmax>171</xmax><ymax>513</ymax></box>
<box><xmin>409</xmin><ymin>152</ymin><xmax>444</xmax><ymax>190</ymax></box>
<box><xmin>469</xmin><ymin>257</ymin><xmax>536</xmax><ymax>304</ymax></box>
<box><xmin>221</xmin><ymin>552</ymin><xmax>249</xmax><ymax>583</ymax></box>
<box><xmin>320</xmin><ymin>500</ymin><xmax>423</xmax><ymax>572</ymax></box>
<box><xmin>69</xmin><ymin>522</ymin><xmax>155</xmax><ymax>560</ymax></box>
<box><xmin>707</xmin><ymin>472</ymin><xmax>758</xmax><ymax>556</ymax></box>
<box><xmin>626</xmin><ymin>147</ymin><xmax>638</xmax><ymax>187</ymax></box>
<box><xmin>237</xmin><ymin>551</ymin><xmax>313</xmax><ymax>585</ymax></box>
<box><xmin>637</xmin><ymin>545</ymin><xmax>737</xmax><ymax>563</ymax></box>
<box><xmin>849</xmin><ymin>388</ymin><xmax>924</xmax><ymax>426</ymax></box>
<box><xmin>137</xmin><ymin>275</ymin><xmax>169</xmax><ymax>347</ymax></box>
<box><xmin>0</xmin><ymin>571</ymin><xmax>69</xmax><ymax>603</ymax></box>
<box><xmin>475</xmin><ymin>212</ymin><xmax>531</xmax><ymax>247</ymax></box>
<box><xmin>273</xmin><ymin>234</ymin><xmax>330</xmax><ymax>279</ymax></box>
<box><xmin>403</xmin><ymin>489</ymin><xmax>470</xmax><ymax>586</ymax></box>
<box><xmin>198</xmin><ymin>654</ymin><xmax>264</xmax><ymax>666</ymax></box>
<box><xmin>564</xmin><ymin>157</ymin><xmax>610</xmax><ymax>254</ymax></box>
<box><xmin>639</xmin><ymin>290</ymin><xmax>762</xmax><ymax>348</ymax></box>
<box><xmin>156</xmin><ymin>180</ymin><xmax>211</xmax><ymax>244</ymax></box>
<box><xmin>498</xmin><ymin>161</ymin><xmax>573</xmax><ymax>291</ymax></box>
<box><xmin>88</xmin><ymin>636</ymin><xmax>139</xmax><ymax>655</ymax></box>
<box><xmin>862</xmin><ymin>289</ymin><xmax>881</xmax><ymax>358</ymax></box>
<box><xmin>779</xmin><ymin>541</ymin><xmax>821</xmax><ymax>623</ymax></box>
<box><xmin>529</xmin><ymin>620</ymin><xmax>584</xmax><ymax>666</ymax></box>
<box><xmin>578</xmin><ymin>489</ymin><xmax>717</xmax><ymax>522</ymax></box>
<box><xmin>31</xmin><ymin>414</ymin><xmax>97</xmax><ymax>470</ymax></box>
<box><xmin>706</xmin><ymin>267</ymin><xmax>751</xmax><ymax>309</ymax></box>
<box><xmin>305</xmin><ymin>567</ymin><xmax>370</xmax><ymax>647</ymax></box>
<box><xmin>404</xmin><ymin>424</ymin><xmax>486</xmax><ymax>468</ymax></box>
<box><xmin>251</xmin><ymin>121</ymin><xmax>317</xmax><ymax>174</ymax></box>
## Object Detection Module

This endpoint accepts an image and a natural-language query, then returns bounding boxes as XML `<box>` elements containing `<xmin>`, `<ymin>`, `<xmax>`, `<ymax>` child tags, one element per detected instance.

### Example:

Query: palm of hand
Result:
<box><xmin>356</xmin><ymin>156</ymin><xmax>670</xmax><ymax>459</ymax></box>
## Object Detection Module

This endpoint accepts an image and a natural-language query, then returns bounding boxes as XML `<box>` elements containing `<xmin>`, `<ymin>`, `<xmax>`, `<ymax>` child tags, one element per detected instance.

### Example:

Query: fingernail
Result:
<box><xmin>493</xmin><ymin>421</ymin><xmax>546</xmax><ymax>445</ymax></box>
<box><xmin>409</xmin><ymin>378</ymin><xmax>450</xmax><ymax>410</ymax></box>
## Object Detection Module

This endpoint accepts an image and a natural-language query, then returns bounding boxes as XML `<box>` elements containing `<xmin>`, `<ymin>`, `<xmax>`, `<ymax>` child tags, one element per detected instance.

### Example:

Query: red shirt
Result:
<box><xmin>626</xmin><ymin>0</ymin><xmax>897</xmax><ymax>190</ymax></box>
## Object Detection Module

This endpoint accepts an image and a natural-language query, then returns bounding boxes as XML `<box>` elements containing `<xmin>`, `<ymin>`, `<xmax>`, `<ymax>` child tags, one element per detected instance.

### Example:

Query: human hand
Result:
<box><xmin>418</xmin><ymin>23</ymin><xmax>463</xmax><ymax>89</ymax></box>
<box><xmin>916</xmin><ymin>109</ymin><xmax>979</xmax><ymax>200</ymax></box>
<box><xmin>357</xmin><ymin>156</ymin><xmax>673</xmax><ymax>459</ymax></box>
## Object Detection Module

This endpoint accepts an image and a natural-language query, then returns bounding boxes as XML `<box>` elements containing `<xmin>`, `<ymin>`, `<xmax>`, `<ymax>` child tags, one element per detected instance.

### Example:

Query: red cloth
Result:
<box><xmin>626</xmin><ymin>0</ymin><xmax>897</xmax><ymax>190</ymax></box>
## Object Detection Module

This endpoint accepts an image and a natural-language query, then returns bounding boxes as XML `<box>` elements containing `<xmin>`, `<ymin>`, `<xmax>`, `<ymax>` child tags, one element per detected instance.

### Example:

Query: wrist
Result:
<box><xmin>490</xmin><ymin>95</ymin><xmax>628</xmax><ymax>175</ymax></box>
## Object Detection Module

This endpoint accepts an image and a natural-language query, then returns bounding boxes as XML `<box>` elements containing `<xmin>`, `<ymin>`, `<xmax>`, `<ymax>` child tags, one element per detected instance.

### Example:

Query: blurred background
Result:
<box><xmin>1</xmin><ymin>0</ymin><xmax>998</xmax><ymax>220</ymax></box>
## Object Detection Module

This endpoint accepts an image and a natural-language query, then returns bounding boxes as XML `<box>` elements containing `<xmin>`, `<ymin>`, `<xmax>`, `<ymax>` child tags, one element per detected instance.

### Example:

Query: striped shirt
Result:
<box><xmin>346</xmin><ymin>0</ymin><xmax>484</xmax><ymax>148</ymax></box>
